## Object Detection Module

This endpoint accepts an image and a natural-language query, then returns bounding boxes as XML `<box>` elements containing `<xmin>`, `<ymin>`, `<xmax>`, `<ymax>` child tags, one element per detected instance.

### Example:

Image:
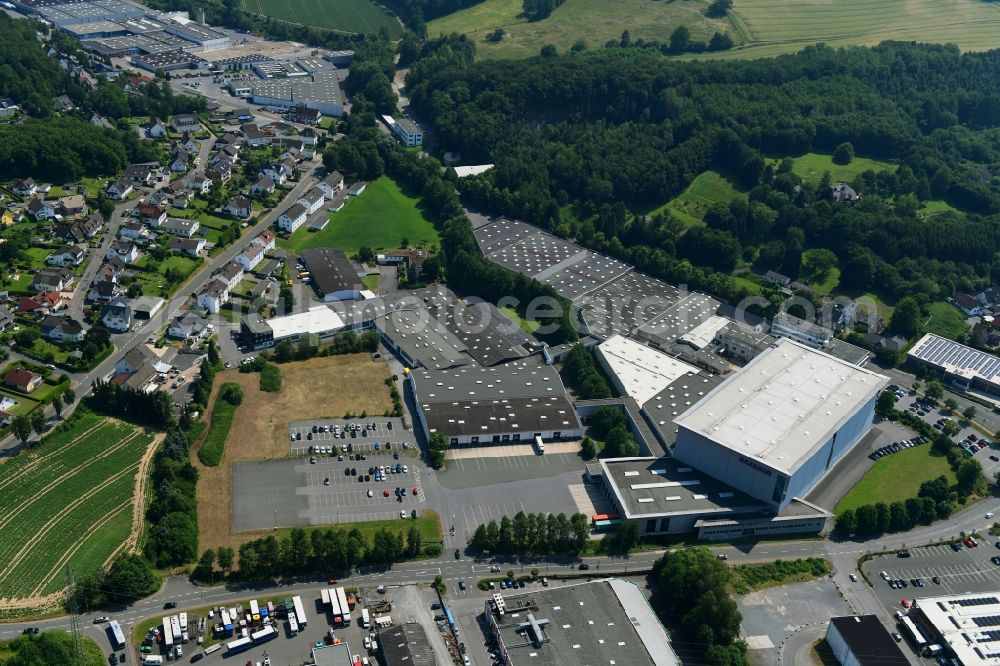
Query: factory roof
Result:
<box><xmin>827</xmin><ymin>615</ymin><xmax>908</xmax><ymax>666</ymax></box>
<box><xmin>411</xmin><ymin>359</ymin><xmax>566</xmax><ymax>403</ymax></box>
<box><xmin>908</xmin><ymin>332</ymin><xmax>1000</xmax><ymax>387</ymax></box>
<box><xmin>299</xmin><ymin>247</ymin><xmax>359</xmax><ymax>297</ymax></box>
<box><xmin>823</xmin><ymin>337</ymin><xmax>872</xmax><ymax>367</ymax></box>
<box><xmin>579</xmin><ymin>271</ymin><xmax>683</xmax><ymax>339</ymax></box>
<box><xmin>251</xmin><ymin>72</ymin><xmax>343</xmax><ymax>106</ymax></box>
<box><xmin>267</xmin><ymin>305</ymin><xmax>346</xmax><ymax>341</ymax></box>
<box><xmin>487</xmin><ymin>232</ymin><xmax>585</xmax><ymax>279</ymax></box>
<box><xmin>420</xmin><ymin>395</ymin><xmax>578</xmax><ymax>437</ymax></box>
<box><xmin>679</xmin><ymin>315</ymin><xmax>732</xmax><ymax>350</ymax></box>
<box><xmin>375</xmin><ymin>307</ymin><xmax>469</xmax><ymax>371</ymax></box>
<box><xmin>599</xmin><ymin>456</ymin><xmax>769</xmax><ymax>519</ymax></box>
<box><xmin>596</xmin><ymin>335</ymin><xmax>700</xmax><ymax>405</ymax></box>
<box><xmin>473</xmin><ymin>217</ymin><xmax>540</xmax><ymax>255</ymax></box>
<box><xmin>489</xmin><ymin>579</ymin><xmax>680</xmax><ymax>666</ymax></box>
<box><xmin>913</xmin><ymin>592</ymin><xmax>1000</xmax><ymax>665</ymax></box>
<box><xmin>161</xmin><ymin>18</ymin><xmax>228</xmax><ymax>42</ymax></box>
<box><xmin>640</xmin><ymin>371</ymin><xmax>725</xmax><ymax>447</ymax></box>
<box><xmin>673</xmin><ymin>338</ymin><xmax>888</xmax><ymax>475</ymax></box>
<box><xmin>378</xmin><ymin>623</ymin><xmax>435</xmax><ymax>666</ymax></box>
<box><xmin>540</xmin><ymin>251</ymin><xmax>632</xmax><ymax>302</ymax></box>
<box><xmin>634</xmin><ymin>292</ymin><xmax>721</xmax><ymax>345</ymax></box>
<box><xmin>134</xmin><ymin>50</ymin><xmax>207</xmax><ymax>68</ymax></box>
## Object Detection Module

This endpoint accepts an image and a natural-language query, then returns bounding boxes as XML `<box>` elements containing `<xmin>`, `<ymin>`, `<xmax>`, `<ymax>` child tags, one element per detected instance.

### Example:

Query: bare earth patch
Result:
<box><xmin>194</xmin><ymin>354</ymin><xmax>395</xmax><ymax>554</ymax></box>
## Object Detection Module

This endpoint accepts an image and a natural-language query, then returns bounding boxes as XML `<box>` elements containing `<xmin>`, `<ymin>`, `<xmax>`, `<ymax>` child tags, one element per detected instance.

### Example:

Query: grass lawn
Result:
<box><xmin>278</xmin><ymin>176</ymin><xmax>440</xmax><ymax>255</ymax></box>
<box><xmin>791</xmin><ymin>152</ymin><xmax>896</xmax><ymax>186</ymax></box>
<box><xmin>231</xmin><ymin>279</ymin><xmax>256</xmax><ymax>297</ymax></box>
<box><xmin>835</xmin><ymin>289</ymin><xmax>895</xmax><ymax>322</ymax></box>
<box><xmin>362</xmin><ymin>273</ymin><xmax>380</xmax><ymax>292</ymax></box>
<box><xmin>427</xmin><ymin>0</ymin><xmax>732</xmax><ymax>60</ymax></box>
<box><xmin>501</xmin><ymin>306</ymin><xmax>541</xmax><ymax>334</ymax></box>
<box><xmin>161</xmin><ymin>255</ymin><xmax>199</xmax><ymax>276</ymax></box>
<box><xmin>276</xmin><ymin>509</ymin><xmax>442</xmax><ymax>548</ymax></box>
<box><xmin>835</xmin><ymin>445</ymin><xmax>956</xmax><ymax>514</ymax></box>
<box><xmin>646</xmin><ymin>170</ymin><xmax>746</xmax><ymax>228</ymax></box>
<box><xmin>729</xmin><ymin>274</ymin><xmax>764</xmax><ymax>295</ymax></box>
<box><xmin>198</xmin><ymin>383</ymin><xmax>242</xmax><ymax>467</ymax></box>
<box><xmin>801</xmin><ymin>248</ymin><xmax>841</xmax><ymax>295</ymax></box>
<box><xmin>22</xmin><ymin>247</ymin><xmax>52</xmax><ymax>269</ymax></box>
<box><xmin>240</xmin><ymin>0</ymin><xmax>401</xmax><ymax>36</ymax></box>
<box><xmin>919</xmin><ymin>199</ymin><xmax>961</xmax><ymax>218</ymax></box>
<box><xmin>924</xmin><ymin>301</ymin><xmax>969</xmax><ymax>340</ymax></box>
<box><xmin>0</xmin><ymin>388</ymin><xmax>41</xmax><ymax>415</ymax></box>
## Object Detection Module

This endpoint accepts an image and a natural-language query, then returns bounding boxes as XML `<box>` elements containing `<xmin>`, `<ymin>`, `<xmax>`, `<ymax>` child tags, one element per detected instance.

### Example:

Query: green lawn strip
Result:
<box><xmin>361</xmin><ymin>274</ymin><xmax>379</xmax><ymax>292</ymax></box>
<box><xmin>835</xmin><ymin>445</ymin><xmax>956</xmax><ymax>514</ymax></box>
<box><xmin>260</xmin><ymin>363</ymin><xmax>281</xmax><ymax>392</ymax></box>
<box><xmin>275</xmin><ymin>509</ymin><xmax>442</xmax><ymax>549</ymax></box>
<box><xmin>277</xmin><ymin>176</ymin><xmax>440</xmax><ymax>255</ymax></box>
<box><xmin>500</xmin><ymin>306</ymin><xmax>540</xmax><ymax>334</ymax></box>
<box><xmin>924</xmin><ymin>301</ymin><xmax>969</xmax><ymax>340</ymax></box>
<box><xmin>730</xmin><ymin>557</ymin><xmax>831</xmax><ymax>595</ymax></box>
<box><xmin>728</xmin><ymin>274</ymin><xmax>764</xmax><ymax>295</ymax></box>
<box><xmin>801</xmin><ymin>248</ymin><xmax>841</xmax><ymax>295</ymax></box>
<box><xmin>22</xmin><ymin>247</ymin><xmax>52</xmax><ymax>268</ymax></box>
<box><xmin>198</xmin><ymin>383</ymin><xmax>242</xmax><ymax>467</ymax></box>
<box><xmin>791</xmin><ymin>152</ymin><xmax>896</xmax><ymax>186</ymax></box>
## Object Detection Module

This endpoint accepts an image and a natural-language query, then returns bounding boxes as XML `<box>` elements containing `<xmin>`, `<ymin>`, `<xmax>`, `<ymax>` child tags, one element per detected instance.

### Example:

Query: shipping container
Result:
<box><xmin>250</xmin><ymin>625</ymin><xmax>277</xmax><ymax>645</ymax></box>
<box><xmin>225</xmin><ymin>636</ymin><xmax>252</xmax><ymax>655</ymax></box>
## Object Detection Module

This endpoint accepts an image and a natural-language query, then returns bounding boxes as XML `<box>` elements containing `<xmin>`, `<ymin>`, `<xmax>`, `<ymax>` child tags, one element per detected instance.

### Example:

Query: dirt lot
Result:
<box><xmin>195</xmin><ymin>354</ymin><xmax>395</xmax><ymax>553</ymax></box>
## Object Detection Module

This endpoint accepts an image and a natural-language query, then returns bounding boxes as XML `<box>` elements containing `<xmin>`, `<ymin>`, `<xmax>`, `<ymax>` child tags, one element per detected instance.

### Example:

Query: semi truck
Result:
<box><xmin>292</xmin><ymin>596</ymin><xmax>307</xmax><ymax>627</ymax></box>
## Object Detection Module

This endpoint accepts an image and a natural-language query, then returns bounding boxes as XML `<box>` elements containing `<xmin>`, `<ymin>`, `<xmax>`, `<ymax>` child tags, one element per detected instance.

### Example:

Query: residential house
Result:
<box><xmin>205</xmin><ymin>163</ymin><xmax>232</xmax><ymax>184</ymax></box>
<box><xmin>58</xmin><ymin>195</ymin><xmax>87</xmax><ymax>218</ymax></box>
<box><xmin>831</xmin><ymin>182</ymin><xmax>859</xmax><ymax>204</ymax></box>
<box><xmin>12</xmin><ymin>178</ymin><xmax>36</xmax><ymax>197</ymax></box>
<box><xmin>251</xmin><ymin>177</ymin><xmax>275</xmax><ymax>198</ymax></box>
<box><xmin>298</xmin><ymin>127</ymin><xmax>318</xmax><ymax>146</ymax></box>
<box><xmin>160</xmin><ymin>217</ymin><xmax>199</xmax><ymax>237</ymax></box>
<box><xmin>197</xmin><ymin>278</ymin><xmax>230</xmax><ymax>314</ymax></box>
<box><xmin>168</xmin><ymin>312</ymin><xmax>209</xmax><ymax>340</ymax></box>
<box><xmin>297</xmin><ymin>187</ymin><xmax>325</xmax><ymax>215</ymax></box>
<box><xmin>168</xmin><ymin>237</ymin><xmax>206</xmax><ymax>257</ymax></box>
<box><xmin>87</xmin><ymin>280</ymin><xmax>120</xmax><ymax>302</ymax></box>
<box><xmin>236</xmin><ymin>243</ymin><xmax>264</xmax><ymax>271</ymax></box>
<box><xmin>317</xmin><ymin>170</ymin><xmax>344</xmax><ymax>199</ymax></box>
<box><xmin>346</xmin><ymin>182</ymin><xmax>367</xmax><ymax>196</ymax></box>
<box><xmin>276</xmin><ymin>203</ymin><xmax>307</xmax><ymax>233</ymax></box>
<box><xmin>215</xmin><ymin>145</ymin><xmax>240</xmax><ymax>165</ymax></box>
<box><xmin>137</xmin><ymin>202</ymin><xmax>167</xmax><ymax>228</ymax></box>
<box><xmin>177</xmin><ymin>132</ymin><xmax>198</xmax><ymax>153</ymax></box>
<box><xmin>953</xmin><ymin>292</ymin><xmax>984</xmax><ymax>317</ymax></box>
<box><xmin>169</xmin><ymin>149</ymin><xmax>189</xmax><ymax>173</ymax></box>
<box><xmin>89</xmin><ymin>112</ymin><xmax>112</xmax><ymax>129</ymax></box>
<box><xmin>170</xmin><ymin>188</ymin><xmax>194</xmax><ymax>209</ymax></box>
<box><xmin>46</xmin><ymin>245</ymin><xmax>86</xmax><ymax>267</ymax></box>
<box><xmin>241</xmin><ymin>123</ymin><xmax>271</xmax><ymax>147</ymax></box>
<box><xmin>106</xmin><ymin>241</ymin><xmax>139</xmax><ymax>263</ymax></box>
<box><xmin>27</xmin><ymin>198</ymin><xmax>57</xmax><ymax>220</ymax></box>
<box><xmin>0</xmin><ymin>306</ymin><xmax>12</xmax><ymax>333</ymax></box>
<box><xmin>116</xmin><ymin>344</ymin><xmax>153</xmax><ymax>375</ymax></box>
<box><xmin>217</xmin><ymin>261</ymin><xmax>244</xmax><ymax>289</ymax></box>
<box><xmin>119</xmin><ymin>222</ymin><xmax>148</xmax><ymax>241</ymax></box>
<box><xmin>18</xmin><ymin>291</ymin><xmax>62</xmax><ymax>315</ymax></box>
<box><xmin>100</xmin><ymin>296</ymin><xmax>133</xmax><ymax>332</ymax></box>
<box><xmin>214</xmin><ymin>133</ymin><xmax>240</xmax><ymax>150</ymax></box>
<box><xmin>4</xmin><ymin>369</ymin><xmax>42</xmax><ymax>393</ymax></box>
<box><xmin>389</xmin><ymin>116</ymin><xmax>423</xmax><ymax>147</ymax></box>
<box><xmin>290</xmin><ymin>104</ymin><xmax>321</xmax><ymax>124</ymax></box>
<box><xmin>261</xmin><ymin>163</ymin><xmax>290</xmax><ymax>186</ymax></box>
<box><xmin>378</xmin><ymin>247</ymin><xmax>426</xmax><ymax>274</ymax></box>
<box><xmin>251</xmin><ymin>229</ymin><xmax>276</xmax><ymax>252</ymax></box>
<box><xmin>224</xmin><ymin>195</ymin><xmax>252</xmax><ymax>219</ymax></box>
<box><xmin>977</xmin><ymin>287</ymin><xmax>1000</xmax><ymax>308</ymax></box>
<box><xmin>124</xmin><ymin>164</ymin><xmax>154</xmax><ymax>185</ymax></box>
<box><xmin>763</xmin><ymin>270</ymin><xmax>792</xmax><ymax>286</ymax></box>
<box><xmin>147</xmin><ymin>118</ymin><xmax>167</xmax><ymax>138</ymax></box>
<box><xmin>40</xmin><ymin>315</ymin><xmax>85</xmax><ymax>343</ymax></box>
<box><xmin>186</xmin><ymin>173</ymin><xmax>212</xmax><ymax>195</ymax></box>
<box><xmin>105</xmin><ymin>177</ymin><xmax>133</xmax><ymax>200</ymax></box>
<box><xmin>171</xmin><ymin>114</ymin><xmax>199</xmax><ymax>133</ymax></box>
<box><xmin>32</xmin><ymin>268</ymin><xmax>73</xmax><ymax>292</ymax></box>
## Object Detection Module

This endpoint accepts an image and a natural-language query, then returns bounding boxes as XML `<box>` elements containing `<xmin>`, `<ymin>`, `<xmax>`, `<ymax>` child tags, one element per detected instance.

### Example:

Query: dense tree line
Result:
<box><xmin>223</xmin><ymin>524</ymin><xmax>434</xmax><ymax>580</ymax></box>
<box><xmin>87</xmin><ymin>381</ymin><xmax>175</xmax><ymax>428</ymax></box>
<box><xmin>523</xmin><ymin>0</ymin><xmax>564</xmax><ymax>21</ymax></box>
<box><xmin>0</xmin><ymin>14</ymin><xmax>72</xmax><ymax>110</ymax></box>
<box><xmin>405</xmin><ymin>41</ymin><xmax>1000</xmax><ymax>306</ymax></box>
<box><xmin>468</xmin><ymin>511</ymin><xmax>591</xmax><ymax>556</ymax></box>
<box><xmin>71</xmin><ymin>554</ymin><xmax>160</xmax><ymax>612</ymax></box>
<box><xmin>652</xmin><ymin>547</ymin><xmax>748</xmax><ymax>666</ymax></box>
<box><xmin>561</xmin><ymin>344</ymin><xmax>611</xmax><ymax>399</ymax></box>
<box><xmin>145</xmin><ymin>426</ymin><xmax>200</xmax><ymax>567</ymax></box>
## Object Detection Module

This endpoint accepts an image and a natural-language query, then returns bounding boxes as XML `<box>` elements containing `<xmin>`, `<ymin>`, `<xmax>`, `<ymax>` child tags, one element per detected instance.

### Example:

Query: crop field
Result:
<box><xmin>240</xmin><ymin>0</ymin><xmax>402</xmax><ymax>37</ymax></box>
<box><xmin>0</xmin><ymin>414</ymin><xmax>156</xmax><ymax>613</ymax></box>
<box><xmin>428</xmin><ymin>0</ymin><xmax>728</xmax><ymax>60</ymax></box>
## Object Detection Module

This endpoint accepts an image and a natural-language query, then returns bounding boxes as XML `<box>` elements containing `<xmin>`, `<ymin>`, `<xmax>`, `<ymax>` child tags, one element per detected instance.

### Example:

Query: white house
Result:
<box><xmin>168</xmin><ymin>312</ymin><xmax>209</xmax><ymax>340</ymax></box>
<box><xmin>168</xmin><ymin>237</ymin><xmax>206</xmax><ymax>257</ymax></box>
<box><xmin>47</xmin><ymin>246</ymin><xmax>85</xmax><ymax>267</ymax></box>
<box><xmin>13</xmin><ymin>178</ymin><xmax>37</xmax><ymax>197</ymax></box>
<box><xmin>27</xmin><ymin>198</ymin><xmax>57</xmax><ymax>220</ymax></box>
<box><xmin>106</xmin><ymin>241</ymin><xmax>139</xmax><ymax>263</ymax></box>
<box><xmin>160</xmin><ymin>218</ymin><xmax>200</xmax><ymax>237</ymax></box>
<box><xmin>137</xmin><ymin>202</ymin><xmax>167</xmax><ymax>228</ymax></box>
<box><xmin>224</xmin><ymin>196</ymin><xmax>252</xmax><ymax>219</ymax></box>
<box><xmin>261</xmin><ymin>163</ymin><xmax>290</xmax><ymax>186</ymax></box>
<box><xmin>100</xmin><ymin>296</ymin><xmax>133</xmax><ymax>333</ymax></box>
<box><xmin>40</xmin><ymin>315</ymin><xmax>86</xmax><ymax>342</ymax></box>
<box><xmin>251</xmin><ymin>229</ymin><xmax>276</xmax><ymax>252</ymax></box>
<box><xmin>317</xmin><ymin>171</ymin><xmax>344</xmax><ymax>199</ymax></box>
<box><xmin>119</xmin><ymin>222</ymin><xmax>148</xmax><ymax>241</ymax></box>
<box><xmin>251</xmin><ymin>177</ymin><xmax>275</xmax><ymax>198</ymax></box>
<box><xmin>297</xmin><ymin>187</ymin><xmax>325</xmax><ymax>215</ymax></box>
<box><xmin>197</xmin><ymin>278</ymin><xmax>230</xmax><ymax>314</ymax></box>
<box><xmin>106</xmin><ymin>178</ymin><xmax>133</xmax><ymax>200</ymax></box>
<box><xmin>276</xmin><ymin>203</ymin><xmax>307</xmax><ymax>233</ymax></box>
<box><xmin>171</xmin><ymin>114</ymin><xmax>199</xmax><ymax>133</ymax></box>
<box><xmin>217</xmin><ymin>261</ymin><xmax>244</xmax><ymax>289</ymax></box>
<box><xmin>147</xmin><ymin>118</ymin><xmax>166</xmax><ymax>138</ymax></box>
<box><xmin>953</xmin><ymin>292</ymin><xmax>984</xmax><ymax>317</ymax></box>
<box><xmin>169</xmin><ymin>151</ymin><xmax>189</xmax><ymax>173</ymax></box>
<box><xmin>236</xmin><ymin>243</ymin><xmax>264</xmax><ymax>271</ymax></box>
<box><xmin>32</xmin><ymin>268</ymin><xmax>74</xmax><ymax>292</ymax></box>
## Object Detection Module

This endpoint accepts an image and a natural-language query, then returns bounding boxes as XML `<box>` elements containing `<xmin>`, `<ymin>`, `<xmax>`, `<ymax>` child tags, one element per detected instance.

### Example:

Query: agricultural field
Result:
<box><xmin>240</xmin><ymin>0</ymin><xmax>402</xmax><ymax>37</ymax></box>
<box><xmin>0</xmin><ymin>413</ymin><xmax>157</xmax><ymax>615</ymax></box>
<box><xmin>428</xmin><ymin>0</ymin><xmax>729</xmax><ymax>60</ymax></box>
<box><xmin>789</xmin><ymin>152</ymin><xmax>897</xmax><ymax>186</ymax></box>
<box><xmin>279</xmin><ymin>176</ymin><xmax>440</xmax><ymax>255</ymax></box>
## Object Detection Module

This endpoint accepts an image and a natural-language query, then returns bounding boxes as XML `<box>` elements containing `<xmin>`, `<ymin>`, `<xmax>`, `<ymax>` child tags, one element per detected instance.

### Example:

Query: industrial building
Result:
<box><xmin>408</xmin><ymin>360</ymin><xmax>582</xmax><ymax>446</ymax></box>
<box><xmin>908</xmin><ymin>332</ymin><xmax>1000</xmax><ymax>395</ymax></box>
<box><xmin>484</xmin><ymin>579</ymin><xmax>680</xmax><ymax>666</ymax></box>
<box><xmin>825</xmin><ymin>615</ymin><xmax>907</xmax><ymax>666</ymax></box>
<box><xmin>672</xmin><ymin>339</ymin><xmax>887</xmax><ymax>511</ymax></box>
<box><xmin>250</xmin><ymin>72</ymin><xmax>345</xmax><ymax>117</ymax></box>
<box><xmin>374</xmin><ymin>307</ymin><xmax>470</xmax><ymax>371</ymax></box>
<box><xmin>28</xmin><ymin>0</ymin><xmax>145</xmax><ymax>27</ymax></box>
<box><xmin>390</xmin><ymin>116</ymin><xmax>423</xmax><ymax>146</ymax></box>
<box><xmin>299</xmin><ymin>247</ymin><xmax>361</xmax><ymax>302</ymax></box>
<box><xmin>133</xmin><ymin>50</ymin><xmax>207</xmax><ymax>71</ymax></box>
<box><xmin>239</xmin><ymin>306</ymin><xmax>347</xmax><ymax>350</ymax></box>
<box><xmin>595</xmin><ymin>335</ymin><xmax>701</xmax><ymax>406</ymax></box>
<box><xmin>770</xmin><ymin>312</ymin><xmax>870</xmax><ymax>366</ymax></box>
<box><xmin>908</xmin><ymin>592</ymin><xmax>1000</xmax><ymax>664</ymax></box>
<box><xmin>378</xmin><ymin>623</ymin><xmax>435</xmax><ymax>666</ymax></box>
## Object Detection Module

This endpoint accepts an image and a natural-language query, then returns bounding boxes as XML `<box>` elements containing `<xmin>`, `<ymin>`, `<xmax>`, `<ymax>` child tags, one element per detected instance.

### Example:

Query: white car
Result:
<box><xmin>400</xmin><ymin>510</ymin><xmax>407</xmax><ymax>519</ymax></box>
<box><xmin>367</xmin><ymin>489</ymin><xmax>373</xmax><ymax>498</ymax></box>
<box><xmin>988</xmin><ymin>512</ymin><xmax>995</xmax><ymax>519</ymax></box>
<box><xmin>363</xmin><ymin>636</ymin><xmax>372</xmax><ymax>650</ymax></box>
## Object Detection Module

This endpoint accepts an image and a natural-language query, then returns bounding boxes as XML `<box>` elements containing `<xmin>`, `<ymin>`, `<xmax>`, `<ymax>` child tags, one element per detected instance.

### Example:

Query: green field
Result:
<box><xmin>0</xmin><ymin>414</ymin><xmax>154</xmax><ymax>609</ymax></box>
<box><xmin>835</xmin><ymin>445</ymin><xmax>956</xmax><ymax>514</ymax></box>
<box><xmin>801</xmin><ymin>248</ymin><xmax>841</xmax><ymax>295</ymax></box>
<box><xmin>362</xmin><ymin>273</ymin><xmax>380</xmax><ymax>292</ymax></box>
<box><xmin>198</xmin><ymin>383</ymin><xmax>242</xmax><ymax>467</ymax></box>
<box><xmin>278</xmin><ymin>176</ymin><xmax>440</xmax><ymax>255</ymax></box>
<box><xmin>240</xmin><ymin>0</ymin><xmax>402</xmax><ymax>36</ymax></box>
<box><xmin>430</xmin><ymin>0</ymin><xmax>1000</xmax><ymax>61</ymax></box>
<box><xmin>429</xmin><ymin>0</ymin><xmax>730</xmax><ymax>60</ymax></box>
<box><xmin>919</xmin><ymin>199</ymin><xmax>961</xmax><ymax>218</ymax></box>
<box><xmin>791</xmin><ymin>152</ymin><xmax>897</xmax><ymax>186</ymax></box>
<box><xmin>924</xmin><ymin>301</ymin><xmax>969</xmax><ymax>340</ymax></box>
<box><xmin>649</xmin><ymin>170</ymin><xmax>746</xmax><ymax>227</ymax></box>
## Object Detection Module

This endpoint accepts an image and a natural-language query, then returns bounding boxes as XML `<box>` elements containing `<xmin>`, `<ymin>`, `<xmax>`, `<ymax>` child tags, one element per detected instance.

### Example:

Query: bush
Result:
<box><xmin>198</xmin><ymin>383</ymin><xmax>242</xmax><ymax>466</ymax></box>
<box><xmin>260</xmin><ymin>363</ymin><xmax>281</xmax><ymax>392</ymax></box>
<box><xmin>221</xmin><ymin>384</ymin><xmax>244</xmax><ymax>405</ymax></box>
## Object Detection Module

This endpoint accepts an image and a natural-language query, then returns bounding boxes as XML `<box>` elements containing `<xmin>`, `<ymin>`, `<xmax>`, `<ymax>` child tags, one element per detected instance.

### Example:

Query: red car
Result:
<box><xmin>383</xmin><ymin>489</ymin><xmax>390</xmax><ymax>497</ymax></box>
<box><xmin>328</xmin><ymin>578</ymin><xmax>339</xmax><ymax>585</ymax></box>
<box><xmin>412</xmin><ymin>487</ymin><xmax>421</xmax><ymax>495</ymax></box>
<box><xmin>901</xmin><ymin>599</ymin><xmax>910</xmax><ymax>608</ymax></box>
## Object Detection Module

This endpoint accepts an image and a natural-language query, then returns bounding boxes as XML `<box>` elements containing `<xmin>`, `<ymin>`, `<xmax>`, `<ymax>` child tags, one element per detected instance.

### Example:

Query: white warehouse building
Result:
<box><xmin>671</xmin><ymin>338</ymin><xmax>887</xmax><ymax>511</ymax></box>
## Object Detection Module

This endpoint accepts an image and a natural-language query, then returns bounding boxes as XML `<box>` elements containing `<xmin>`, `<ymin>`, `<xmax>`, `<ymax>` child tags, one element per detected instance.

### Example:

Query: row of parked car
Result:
<box><xmin>869</xmin><ymin>435</ymin><xmax>929</xmax><ymax>461</ymax></box>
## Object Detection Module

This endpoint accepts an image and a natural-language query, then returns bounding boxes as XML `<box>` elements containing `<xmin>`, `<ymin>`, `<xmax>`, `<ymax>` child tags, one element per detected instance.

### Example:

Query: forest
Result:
<box><xmin>406</xmin><ymin>40</ymin><xmax>1000</xmax><ymax>308</ymax></box>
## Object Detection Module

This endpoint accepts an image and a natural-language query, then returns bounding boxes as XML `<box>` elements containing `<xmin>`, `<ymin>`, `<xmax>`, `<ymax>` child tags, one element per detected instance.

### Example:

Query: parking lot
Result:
<box><xmin>895</xmin><ymin>390</ymin><xmax>1000</xmax><ymax>474</ymax></box>
<box><xmin>289</xmin><ymin>417</ymin><xmax>414</xmax><ymax>455</ymax></box>
<box><xmin>863</xmin><ymin>537</ymin><xmax>1000</xmax><ymax>613</ymax></box>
